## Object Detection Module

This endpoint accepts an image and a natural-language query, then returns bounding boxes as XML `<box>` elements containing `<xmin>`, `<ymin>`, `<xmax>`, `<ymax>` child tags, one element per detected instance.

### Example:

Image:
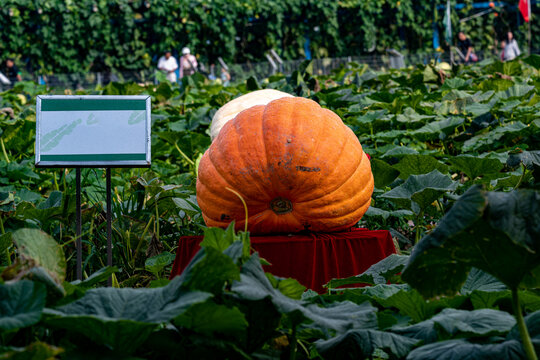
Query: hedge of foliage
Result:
<box><xmin>0</xmin><ymin>1</ymin><xmax>538</xmax><ymax>75</ymax></box>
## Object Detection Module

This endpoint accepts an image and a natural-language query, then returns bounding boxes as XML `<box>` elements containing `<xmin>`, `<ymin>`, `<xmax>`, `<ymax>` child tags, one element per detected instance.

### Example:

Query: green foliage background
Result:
<box><xmin>0</xmin><ymin>0</ymin><xmax>538</xmax><ymax>74</ymax></box>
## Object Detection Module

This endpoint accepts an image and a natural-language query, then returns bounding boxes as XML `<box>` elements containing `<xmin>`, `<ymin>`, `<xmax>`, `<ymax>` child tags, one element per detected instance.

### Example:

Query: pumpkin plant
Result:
<box><xmin>197</xmin><ymin>96</ymin><xmax>374</xmax><ymax>234</ymax></box>
<box><xmin>402</xmin><ymin>186</ymin><xmax>540</xmax><ymax>360</ymax></box>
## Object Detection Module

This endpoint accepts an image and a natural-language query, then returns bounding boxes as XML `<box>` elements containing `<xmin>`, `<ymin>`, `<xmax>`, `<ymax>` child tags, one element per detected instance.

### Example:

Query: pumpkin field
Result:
<box><xmin>1</xmin><ymin>56</ymin><xmax>540</xmax><ymax>359</ymax></box>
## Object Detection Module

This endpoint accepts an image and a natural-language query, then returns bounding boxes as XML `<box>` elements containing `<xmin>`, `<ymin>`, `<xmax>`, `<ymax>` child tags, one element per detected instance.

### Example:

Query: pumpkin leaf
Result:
<box><xmin>406</xmin><ymin>339</ymin><xmax>524</xmax><ymax>360</ymax></box>
<box><xmin>326</xmin><ymin>254</ymin><xmax>409</xmax><ymax>288</ymax></box>
<box><xmin>523</xmin><ymin>54</ymin><xmax>540</xmax><ymax>70</ymax></box>
<box><xmin>393</xmin><ymin>155</ymin><xmax>449</xmax><ymax>179</ymax></box>
<box><xmin>44</xmin><ymin>276</ymin><xmax>211</xmax><ymax>353</ymax></box>
<box><xmin>507</xmin><ymin>150</ymin><xmax>540</xmax><ymax>170</ymax></box>
<box><xmin>460</xmin><ymin>268</ymin><xmax>507</xmax><ymax>294</ymax></box>
<box><xmin>315</xmin><ymin>328</ymin><xmax>420</xmax><ymax>360</ymax></box>
<box><xmin>462</xmin><ymin>122</ymin><xmax>528</xmax><ymax>152</ymax></box>
<box><xmin>364</xmin><ymin>207</ymin><xmax>413</xmax><ymax>220</ymax></box>
<box><xmin>145</xmin><ymin>252</ymin><xmax>176</xmax><ymax>276</ymax></box>
<box><xmin>362</xmin><ymin>284</ymin><xmax>466</xmax><ymax>323</ymax></box>
<box><xmin>232</xmin><ymin>253</ymin><xmax>378</xmax><ymax>335</ymax></box>
<box><xmin>449</xmin><ymin>155</ymin><xmax>504</xmax><ymax>180</ymax></box>
<box><xmin>391</xmin><ymin>308</ymin><xmax>516</xmax><ymax>343</ymax></box>
<box><xmin>174</xmin><ymin>301</ymin><xmax>248</xmax><ymax>341</ymax></box>
<box><xmin>380</xmin><ymin>146</ymin><xmax>419</xmax><ymax>159</ymax></box>
<box><xmin>0</xmin><ymin>341</ymin><xmax>63</xmax><ymax>359</ymax></box>
<box><xmin>371</xmin><ymin>158</ymin><xmax>400</xmax><ymax>188</ymax></box>
<box><xmin>0</xmin><ymin>280</ymin><xmax>46</xmax><ymax>331</ymax></box>
<box><xmin>409</xmin><ymin>117</ymin><xmax>464</xmax><ymax>141</ymax></box>
<box><xmin>12</xmin><ymin>228</ymin><xmax>66</xmax><ymax>285</ymax></box>
<box><xmin>402</xmin><ymin>186</ymin><xmax>540</xmax><ymax>298</ymax></box>
<box><xmin>379</xmin><ymin>170</ymin><xmax>458</xmax><ymax>213</ymax></box>
<box><xmin>178</xmin><ymin>242</ymin><xmax>242</xmax><ymax>295</ymax></box>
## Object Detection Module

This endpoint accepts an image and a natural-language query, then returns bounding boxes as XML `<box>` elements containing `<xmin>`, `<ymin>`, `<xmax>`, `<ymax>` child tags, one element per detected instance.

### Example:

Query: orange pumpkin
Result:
<box><xmin>196</xmin><ymin>97</ymin><xmax>374</xmax><ymax>234</ymax></box>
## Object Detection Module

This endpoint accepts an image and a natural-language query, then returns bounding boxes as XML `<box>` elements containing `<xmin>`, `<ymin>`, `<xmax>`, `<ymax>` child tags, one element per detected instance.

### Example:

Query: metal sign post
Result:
<box><xmin>76</xmin><ymin>168</ymin><xmax>82</xmax><ymax>280</ymax></box>
<box><xmin>36</xmin><ymin>95</ymin><xmax>151</xmax><ymax>285</ymax></box>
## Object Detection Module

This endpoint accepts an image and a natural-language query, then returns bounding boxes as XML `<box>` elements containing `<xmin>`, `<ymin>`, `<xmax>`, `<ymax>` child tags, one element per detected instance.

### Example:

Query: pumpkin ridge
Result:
<box><xmin>232</xmin><ymin>108</ymin><xmax>274</xmax><ymax>200</ymax></box>
<box><xmin>294</xmin><ymin>151</ymin><xmax>369</xmax><ymax>205</ymax></box>
<box><xmin>292</xmin><ymin>123</ymin><xmax>354</xmax><ymax>200</ymax></box>
<box><xmin>197</xmin><ymin>179</ymin><xmax>268</xmax><ymax>211</ymax></box>
<box><xmin>295</xmin><ymin>167</ymin><xmax>374</xmax><ymax>219</ymax></box>
<box><xmin>285</xmin><ymin>107</ymin><xmax>343</xmax><ymax>198</ymax></box>
<box><xmin>262</xmin><ymin>99</ymin><xmax>296</xmax><ymax>197</ymax></box>
<box><xmin>204</xmin><ymin>150</ymin><xmax>265</xmax><ymax>204</ymax></box>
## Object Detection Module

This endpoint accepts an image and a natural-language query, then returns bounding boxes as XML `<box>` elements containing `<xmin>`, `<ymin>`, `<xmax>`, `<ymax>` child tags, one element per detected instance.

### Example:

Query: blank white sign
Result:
<box><xmin>35</xmin><ymin>95</ymin><xmax>151</xmax><ymax>167</ymax></box>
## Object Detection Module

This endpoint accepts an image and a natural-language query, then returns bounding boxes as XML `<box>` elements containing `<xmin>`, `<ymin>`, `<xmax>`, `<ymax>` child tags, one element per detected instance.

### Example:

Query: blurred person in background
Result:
<box><xmin>2</xmin><ymin>59</ymin><xmax>22</xmax><ymax>84</ymax></box>
<box><xmin>179</xmin><ymin>47</ymin><xmax>198</xmax><ymax>78</ymax></box>
<box><xmin>503</xmin><ymin>31</ymin><xmax>521</xmax><ymax>61</ymax></box>
<box><xmin>157</xmin><ymin>50</ymin><xmax>178</xmax><ymax>82</ymax></box>
<box><xmin>220</xmin><ymin>67</ymin><xmax>231</xmax><ymax>86</ymax></box>
<box><xmin>457</xmin><ymin>32</ymin><xmax>477</xmax><ymax>63</ymax></box>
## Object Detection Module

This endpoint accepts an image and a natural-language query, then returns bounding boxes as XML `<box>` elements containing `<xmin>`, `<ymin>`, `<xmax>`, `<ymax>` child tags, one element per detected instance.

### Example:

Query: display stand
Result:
<box><xmin>170</xmin><ymin>228</ymin><xmax>397</xmax><ymax>293</ymax></box>
<box><xmin>35</xmin><ymin>95</ymin><xmax>151</xmax><ymax>284</ymax></box>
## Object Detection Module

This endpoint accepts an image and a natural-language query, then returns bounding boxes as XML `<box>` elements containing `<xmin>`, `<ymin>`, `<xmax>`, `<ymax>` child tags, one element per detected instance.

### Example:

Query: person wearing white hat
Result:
<box><xmin>179</xmin><ymin>47</ymin><xmax>198</xmax><ymax>78</ymax></box>
<box><xmin>157</xmin><ymin>50</ymin><xmax>178</xmax><ymax>83</ymax></box>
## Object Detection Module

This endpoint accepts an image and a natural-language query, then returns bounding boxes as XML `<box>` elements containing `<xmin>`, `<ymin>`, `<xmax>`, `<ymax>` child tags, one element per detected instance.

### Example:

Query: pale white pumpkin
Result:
<box><xmin>209</xmin><ymin>89</ymin><xmax>293</xmax><ymax>141</ymax></box>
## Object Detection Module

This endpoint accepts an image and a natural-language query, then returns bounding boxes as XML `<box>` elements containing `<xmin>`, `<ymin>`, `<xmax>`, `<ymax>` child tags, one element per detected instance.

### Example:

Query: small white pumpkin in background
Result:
<box><xmin>209</xmin><ymin>89</ymin><xmax>293</xmax><ymax>141</ymax></box>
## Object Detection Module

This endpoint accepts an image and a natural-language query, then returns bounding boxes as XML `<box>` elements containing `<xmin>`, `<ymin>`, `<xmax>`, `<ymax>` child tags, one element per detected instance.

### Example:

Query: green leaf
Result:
<box><xmin>364</xmin><ymin>207</ymin><xmax>413</xmax><ymax>220</ymax></box>
<box><xmin>0</xmin><ymin>280</ymin><xmax>46</xmax><ymax>331</ymax></box>
<box><xmin>315</xmin><ymin>328</ymin><xmax>420</xmax><ymax>360</ymax></box>
<box><xmin>381</xmin><ymin>146</ymin><xmax>419</xmax><ymax>159</ymax></box>
<box><xmin>460</xmin><ymin>268</ymin><xmax>506</xmax><ymax>294</ymax></box>
<box><xmin>394</xmin><ymin>155</ymin><xmax>449</xmax><ymax>179</ymax></box>
<box><xmin>36</xmin><ymin>191</ymin><xmax>62</xmax><ymax>210</ymax></box>
<box><xmin>200</xmin><ymin>223</ymin><xmax>244</xmax><ymax>253</ymax></box>
<box><xmin>402</xmin><ymin>186</ymin><xmax>540</xmax><ymax>298</ymax></box>
<box><xmin>0</xmin><ymin>341</ymin><xmax>63</xmax><ymax>359</ymax></box>
<box><xmin>465</xmin><ymin>103</ymin><xmax>492</xmax><ymax>116</ymax></box>
<box><xmin>462</xmin><ymin>122</ymin><xmax>528</xmax><ymax>152</ymax></box>
<box><xmin>442</xmin><ymin>78</ymin><xmax>472</xmax><ymax>90</ymax></box>
<box><xmin>12</xmin><ymin>229</ymin><xmax>66</xmax><ymax>285</ymax></box>
<box><xmin>507</xmin><ymin>309</ymin><xmax>540</xmax><ymax>352</ymax></box>
<box><xmin>245</xmin><ymin>76</ymin><xmax>261</xmax><ymax>91</ymax></box>
<box><xmin>232</xmin><ymin>253</ymin><xmax>378</xmax><ymax>334</ymax></box>
<box><xmin>0</xmin><ymin>232</ymin><xmax>12</xmax><ymax>264</ymax></box>
<box><xmin>497</xmin><ymin>84</ymin><xmax>535</xmax><ymax>101</ymax></box>
<box><xmin>362</xmin><ymin>284</ymin><xmax>466</xmax><ymax>323</ymax></box>
<box><xmin>395</xmin><ymin>107</ymin><xmax>434</xmax><ymax>125</ymax></box>
<box><xmin>145</xmin><ymin>252</ymin><xmax>176</xmax><ymax>276</ymax></box>
<box><xmin>327</xmin><ymin>254</ymin><xmax>409</xmax><ymax>288</ymax></box>
<box><xmin>380</xmin><ymin>170</ymin><xmax>457</xmax><ymax>213</ymax></box>
<box><xmin>266</xmin><ymin>274</ymin><xmax>307</xmax><ymax>300</ymax></box>
<box><xmin>523</xmin><ymin>54</ymin><xmax>540</xmax><ymax>70</ymax></box>
<box><xmin>392</xmin><ymin>308</ymin><xmax>516</xmax><ymax>343</ymax></box>
<box><xmin>70</xmin><ymin>266</ymin><xmax>119</xmax><ymax>288</ymax></box>
<box><xmin>174</xmin><ymin>301</ymin><xmax>248</xmax><ymax>340</ymax></box>
<box><xmin>178</xmin><ymin>242</ymin><xmax>241</xmax><ymax>295</ymax></box>
<box><xmin>44</xmin><ymin>276</ymin><xmax>211</xmax><ymax>353</ymax></box>
<box><xmin>406</xmin><ymin>339</ymin><xmax>524</xmax><ymax>360</ymax></box>
<box><xmin>371</xmin><ymin>158</ymin><xmax>400</xmax><ymax>188</ymax></box>
<box><xmin>449</xmin><ymin>155</ymin><xmax>504</xmax><ymax>180</ymax></box>
<box><xmin>409</xmin><ymin>117</ymin><xmax>465</xmax><ymax>141</ymax></box>
<box><xmin>507</xmin><ymin>150</ymin><xmax>540</xmax><ymax>170</ymax></box>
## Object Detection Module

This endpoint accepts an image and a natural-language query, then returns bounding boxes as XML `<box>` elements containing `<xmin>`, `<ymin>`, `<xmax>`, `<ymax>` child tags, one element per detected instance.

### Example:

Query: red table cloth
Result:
<box><xmin>170</xmin><ymin>228</ymin><xmax>396</xmax><ymax>293</ymax></box>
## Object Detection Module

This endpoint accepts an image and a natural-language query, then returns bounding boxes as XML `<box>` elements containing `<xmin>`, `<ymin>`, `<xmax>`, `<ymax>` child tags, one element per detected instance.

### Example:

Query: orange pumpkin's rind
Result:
<box><xmin>196</xmin><ymin>97</ymin><xmax>374</xmax><ymax>234</ymax></box>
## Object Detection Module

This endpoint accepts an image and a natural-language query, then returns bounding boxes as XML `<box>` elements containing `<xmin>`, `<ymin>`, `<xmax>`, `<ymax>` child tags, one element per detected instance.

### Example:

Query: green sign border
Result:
<box><xmin>41</xmin><ymin>99</ymin><xmax>146</xmax><ymax>111</ymax></box>
<box><xmin>40</xmin><ymin>154</ymin><xmax>146</xmax><ymax>162</ymax></box>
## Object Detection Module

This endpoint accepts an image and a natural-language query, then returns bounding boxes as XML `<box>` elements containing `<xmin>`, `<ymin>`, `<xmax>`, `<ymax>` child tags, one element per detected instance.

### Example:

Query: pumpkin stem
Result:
<box><xmin>225</xmin><ymin>187</ymin><xmax>248</xmax><ymax>233</ymax></box>
<box><xmin>270</xmin><ymin>197</ymin><xmax>293</xmax><ymax>215</ymax></box>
